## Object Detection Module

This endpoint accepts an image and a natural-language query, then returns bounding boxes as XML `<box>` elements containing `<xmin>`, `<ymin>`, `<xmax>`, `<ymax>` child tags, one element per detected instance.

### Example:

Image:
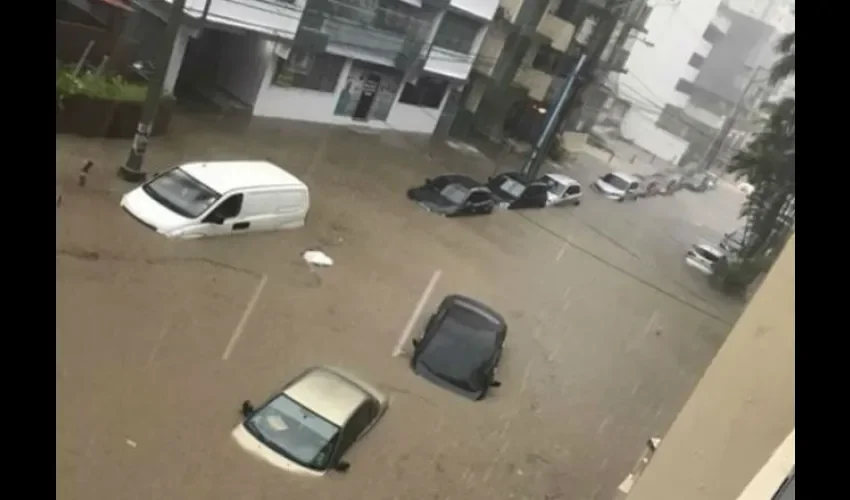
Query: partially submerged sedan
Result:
<box><xmin>233</xmin><ymin>366</ymin><xmax>388</xmax><ymax>476</ymax></box>
<box><xmin>407</xmin><ymin>174</ymin><xmax>496</xmax><ymax>217</ymax></box>
<box><xmin>488</xmin><ymin>172</ymin><xmax>582</xmax><ymax>209</ymax></box>
<box><xmin>592</xmin><ymin>171</ymin><xmax>641</xmax><ymax>202</ymax></box>
<box><xmin>411</xmin><ymin>295</ymin><xmax>506</xmax><ymax>401</ymax></box>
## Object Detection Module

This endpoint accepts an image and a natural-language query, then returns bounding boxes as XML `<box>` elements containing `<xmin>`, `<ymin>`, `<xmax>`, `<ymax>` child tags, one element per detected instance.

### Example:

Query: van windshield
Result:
<box><xmin>143</xmin><ymin>168</ymin><xmax>221</xmax><ymax>219</ymax></box>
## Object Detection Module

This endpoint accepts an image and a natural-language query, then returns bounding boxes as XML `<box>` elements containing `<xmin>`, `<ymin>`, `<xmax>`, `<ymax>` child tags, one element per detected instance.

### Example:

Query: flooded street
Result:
<box><xmin>57</xmin><ymin>114</ymin><xmax>745</xmax><ymax>500</ymax></box>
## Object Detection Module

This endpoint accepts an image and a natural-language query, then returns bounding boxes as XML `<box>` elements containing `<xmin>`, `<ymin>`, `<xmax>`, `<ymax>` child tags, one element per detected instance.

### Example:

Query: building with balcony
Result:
<box><xmin>128</xmin><ymin>0</ymin><xmax>499</xmax><ymax>134</ymax></box>
<box><xmin>653</xmin><ymin>3</ymin><xmax>777</xmax><ymax>167</ymax></box>
<box><xmin>619</xmin><ymin>234</ymin><xmax>794</xmax><ymax>500</ymax></box>
<box><xmin>608</xmin><ymin>0</ymin><xmax>728</xmax><ymax>163</ymax></box>
<box><xmin>455</xmin><ymin>0</ymin><xmax>639</xmax><ymax>143</ymax></box>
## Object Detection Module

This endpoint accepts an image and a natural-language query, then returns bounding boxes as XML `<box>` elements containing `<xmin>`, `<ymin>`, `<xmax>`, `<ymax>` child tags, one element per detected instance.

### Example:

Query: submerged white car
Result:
<box><xmin>685</xmin><ymin>243</ymin><xmax>725</xmax><ymax>275</ymax></box>
<box><xmin>592</xmin><ymin>172</ymin><xmax>641</xmax><ymax>202</ymax></box>
<box><xmin>233</xmin><ymin>366</ymin><xmax>388</xmax><ymax>476</ymax></box>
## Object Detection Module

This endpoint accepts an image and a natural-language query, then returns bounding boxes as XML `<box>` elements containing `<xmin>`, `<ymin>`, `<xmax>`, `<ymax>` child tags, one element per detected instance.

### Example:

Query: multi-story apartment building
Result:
<box><xmin>611</xmin><ymin>0</ymin><xmax>728</xmax><ymax>163</ymax></box>
<box><xmin>619</xmin><ymin>234</ymin><xmax>794</xmax><ymax>500</ymax></box>
<box><xmin>453</xmin><ymin>0</ymin><xmax>649</xmax><ymax>144</ymax></box>
<box><xmin>129</xmin><ymin>0</ymin><xmax>499</xmax><ymax>134</ymax></box>
<box><xmin>654</xmin><ymin>3</ymin><xmax>777</xmax><ymax>166</ymax></box>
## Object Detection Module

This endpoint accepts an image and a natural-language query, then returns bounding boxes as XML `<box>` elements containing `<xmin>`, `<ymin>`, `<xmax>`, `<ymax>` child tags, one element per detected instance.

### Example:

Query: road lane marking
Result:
<box><xmin>222</xmin><ymin>274</ymin><xmax>269</xmax><ymax>361</ymax></box>
<box><xmin>555</xmin><ymin>243</ymin><xmax>568</xmax><ymax>261</ymax></box>
<box><xmin>145</xmin><ymin>320</ymin><xmax>172</xmax><ymax>369</ymax></box>
<box><xmin>392</xmin><ymin>270</ymin><xmax>442</xmax><ymax>357</ymax></box>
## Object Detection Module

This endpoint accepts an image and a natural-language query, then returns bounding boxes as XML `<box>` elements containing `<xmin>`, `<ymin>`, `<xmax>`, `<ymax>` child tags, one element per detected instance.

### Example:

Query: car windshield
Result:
<box><xmin>419</xmin><ymin>308</ymin><xmax>499</xmax><ymax>393</ymax></box>
<box><xmin>498</xmin><ymin>177</ymin><xmax>527</xmax><ymax>198</ymax></box>
<box><xmin>542</xmin><ymin>176</ymin><xmax>567</xmax><ymax>196</ymax></box>
<box><xmin>601</xmin><ymin>173</ymin><xmax>630</xmax><ymax>191</ymax></box>
<box><xmin>694</xmin><ymin>247</ymin><xmax>722</xmax><ymax>262</ymax></box>
<box><xmin>244</xmin><ymin>394</ymin><xmax>340</xmax><ymax>471</ymax></box>
<box><xmin>440</xmin><ymin>184</ymin><xmax>470</xmax><ymax>205</ymax></box>
<box><xmin>142</xmin><ymin>168</ymin><xmax>221</xmax><ymax>219</ymax></box>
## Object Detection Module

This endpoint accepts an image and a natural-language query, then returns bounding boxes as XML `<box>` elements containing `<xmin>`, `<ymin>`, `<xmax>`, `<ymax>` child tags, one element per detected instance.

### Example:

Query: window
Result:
<box><xmin>702</xmin><ymin>24</ymin><xmax>723</xmax><ymax>44</ymax></box>
<box><xmin>468</xmin><ymin>191</ymin><xmax>491</xmax><ymax>204</ymax></box>
<box><xmin>656</xmin><ymin>104</ymin><xmax>688</xmax><ymax>137</ymax></box>
<box><xmin>433</xmin><ymin>12</ymin><xmax>483</xmax><ymax>54</ymax></box>
<box><xmin>216</xmin><ymin>194</ymin><xmax>243</xmax><ymax>219</ymax></box>
<box><xmin>532</xmin><ymin>45</ymin><xmax>562</xmax><ymax>74</ymax></box>
<box><xmin>566</xmin><ymin>185</ymin><xmax>581</xmax><ymax>195</ymax></box>
<box><xmin>688</xmin><ymin>53</ymin><xmax>705</xmax><ymax>69</ymax></box>
<box><xmin>273</xmin><ymin>49</ymin><xmax>346</xmax><ymax>93</ymax></box>
<box><xmin>399</xmin><ymin>76</ymin><xmax>449</xmax><ymax>108</ymax></box>
<box><xmin>675</xmin><ymin>78</ymin><xmax>695</xmax><ymax>95</ymax></box>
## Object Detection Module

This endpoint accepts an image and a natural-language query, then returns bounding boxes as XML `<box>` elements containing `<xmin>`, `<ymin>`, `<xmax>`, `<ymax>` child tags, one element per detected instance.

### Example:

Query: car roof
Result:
<box><xmin>283</xmin><ymin>367</ymin><xmax>370</xmax><ymax>426</ymax></box>
<box><xmin>542</xmin><ymin>173</ymin><xmax>580</xmax><ymax>187</ymax></box>
<box><xmin>180</xmin><ymin>161</ymin><xmax>306</xmax><ymax>194</ymax></box>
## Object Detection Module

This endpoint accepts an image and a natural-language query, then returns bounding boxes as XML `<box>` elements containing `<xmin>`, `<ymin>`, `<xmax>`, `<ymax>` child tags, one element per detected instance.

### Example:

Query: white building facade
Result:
<box><xmin>141</xmin><ymin>0</ymin><xmax>499</xmax><ymax>134</ymax></box>
<box><xmin>614</xmin><ymin>0</ymin><xmax>727</xmax><ymax>163</ymax></box>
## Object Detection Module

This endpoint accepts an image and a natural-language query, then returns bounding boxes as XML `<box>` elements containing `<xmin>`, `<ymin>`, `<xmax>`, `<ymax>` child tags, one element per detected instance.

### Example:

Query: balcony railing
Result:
<box><xmin>514</xmin><ymin>66</ymin><xmax>552</xmax><ymax>100</ymax></box>
<box><xmin>537</xmin><ymin>13</ymin><xmax>575</xmax><ymax>52</ymax></box>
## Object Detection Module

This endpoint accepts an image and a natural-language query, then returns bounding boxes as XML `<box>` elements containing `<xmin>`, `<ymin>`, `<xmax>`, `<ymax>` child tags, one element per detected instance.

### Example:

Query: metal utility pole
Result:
<box><xmin>521</xmin><ymin>54</ymin><xmax>588</xmax><ymax>179</ymax></box>
<box><xmin>117</xmin><ymin>0</ymin><xmax>188</xmax><ymax>182</ymax></box>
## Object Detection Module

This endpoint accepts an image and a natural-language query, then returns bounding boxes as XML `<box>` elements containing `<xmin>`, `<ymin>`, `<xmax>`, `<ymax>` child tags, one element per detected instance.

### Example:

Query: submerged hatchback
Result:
<box><xmin>233</xmin><ymin>366</ymin><xmax>388</xmax><ymax>476</ymax></box>
<box><xmin>410</xmin><ymin>295</ymin><xmax>507</xmax><ymax>401</ymax></box>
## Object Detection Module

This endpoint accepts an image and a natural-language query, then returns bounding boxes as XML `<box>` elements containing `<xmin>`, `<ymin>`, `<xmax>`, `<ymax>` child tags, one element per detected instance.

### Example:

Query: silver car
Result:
<box><xmin>233</xmin><ymin>366</ymin><xmax>388</xmax><ymax>476</ymax></box>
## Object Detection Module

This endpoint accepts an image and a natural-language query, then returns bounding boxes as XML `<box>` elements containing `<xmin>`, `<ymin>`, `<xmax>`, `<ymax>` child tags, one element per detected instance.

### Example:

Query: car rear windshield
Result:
<box><xmin>440</xmin><ymin>184</ymin><xmax>470</xmax><ymax>205</ymax></box>
<box><xmin>499</xmin><ymin>178</ymin><xmax>527</xmax><ymax>198</ymax></box>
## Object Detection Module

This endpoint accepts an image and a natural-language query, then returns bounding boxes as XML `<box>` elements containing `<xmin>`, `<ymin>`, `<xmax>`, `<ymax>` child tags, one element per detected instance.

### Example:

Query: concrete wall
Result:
<box><xmin>620</xmin><ymin>108</ymin><xmax>688</xmax><ymax>163</ymax></box>
<box><xmin>625</xmin><ymin>234</ymin><xmax>795</xmax><ymax>500</ymax></box>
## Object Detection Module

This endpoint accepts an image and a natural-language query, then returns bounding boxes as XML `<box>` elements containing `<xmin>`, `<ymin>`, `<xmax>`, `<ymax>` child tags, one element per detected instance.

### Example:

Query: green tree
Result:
<box><xmin>717</xmin><ymin>29</ymin><xmax>795</xmax><ymax>293</ymax></box>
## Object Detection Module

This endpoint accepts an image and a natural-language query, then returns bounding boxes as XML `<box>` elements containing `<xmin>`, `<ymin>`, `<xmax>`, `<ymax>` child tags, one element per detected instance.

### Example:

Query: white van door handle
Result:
<box><xmin>232</xmin><ymin>222</ymin><xmax>250</xmax><ymax>231</ymax></box>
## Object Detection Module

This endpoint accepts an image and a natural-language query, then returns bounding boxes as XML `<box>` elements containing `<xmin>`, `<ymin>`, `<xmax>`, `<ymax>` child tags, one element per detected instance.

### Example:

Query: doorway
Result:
<box><xmin>352</xmin><ymin>73</ymin><xmax>381</xmax><ymax>120</ymax></box>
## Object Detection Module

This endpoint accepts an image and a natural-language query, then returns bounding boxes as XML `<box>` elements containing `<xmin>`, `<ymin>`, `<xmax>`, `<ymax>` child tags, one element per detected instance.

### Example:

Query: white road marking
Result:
<box><xmin>222</xmin><ymin>274</ymin><xmax>269</xmax><ymax>361</ymax></box>
<box><xmin>145</xmin><ymin>320</ymin><xmax>172</xmax><ymax>369</ymax></box>
<box><xmin>555</xmin><ymin>243</ymin><xmax>568</xmax><ymax>261</ymax></box>
<box><xmin>519</xmin><ymin>363</ymin><xmax>534</xmax><ymax>394</ymax></box>
<box><xmin>643</xmin><ymin>310</ymin><xmax>660</xmax><ymax>337</ymax></box>
<box><xmin>392</xmin><ymin>270</ymin><xmax>442</xmax><ymax>357</ymax></box>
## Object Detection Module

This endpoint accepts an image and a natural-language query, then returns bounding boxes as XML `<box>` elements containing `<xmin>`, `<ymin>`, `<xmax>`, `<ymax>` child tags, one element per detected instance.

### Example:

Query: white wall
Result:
<box><xmin>216</xmin><ymin>32</ymin><xmax>270</xmax><ymax>107</ymax></box>
<box><xmin>253</xmin><ymin>48</ymin><xmax>444</xmax><ymax>134</ymax></box>
<box><xmin>620</xmin><ymin>108</ymin><xmax>689</xmax><ymax>163</ymax></box>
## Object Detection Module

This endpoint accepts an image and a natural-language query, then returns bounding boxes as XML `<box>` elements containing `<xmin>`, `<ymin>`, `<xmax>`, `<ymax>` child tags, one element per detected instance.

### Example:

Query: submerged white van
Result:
<box><xmin>120</xmin><ymin>160</ymin><xmax>310</xmax><ymax>239</ymax></box>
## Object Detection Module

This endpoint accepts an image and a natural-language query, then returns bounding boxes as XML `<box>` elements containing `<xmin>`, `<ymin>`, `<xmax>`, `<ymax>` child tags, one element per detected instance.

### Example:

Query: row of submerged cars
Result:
<box><xmin>116</xmin><ymin>161</ymin><xmax>511</xmax><ymax>477</ymax></box>
<box><xmin>405</xmin><ymin>168</ymin><xmax>721</xmax><ymax>217</ymax></box>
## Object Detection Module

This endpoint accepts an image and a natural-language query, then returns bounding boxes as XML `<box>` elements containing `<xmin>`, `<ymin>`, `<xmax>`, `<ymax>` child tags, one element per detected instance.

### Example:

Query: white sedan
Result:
<box><xmin>592</xmin><ymin>172</ymin><xmax>641</xmax><ymax>202</ymax></box>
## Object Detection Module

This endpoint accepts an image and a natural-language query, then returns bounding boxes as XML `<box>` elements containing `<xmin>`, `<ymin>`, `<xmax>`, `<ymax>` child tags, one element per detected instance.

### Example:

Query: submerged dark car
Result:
<box><xmin>406</xmin><ymin>174</ymin><xmax>495</xmax><ymax>217</ymax></box>
<box><xmin>487</xmin><ymin>172</ymin><xmax>549</xmax><ymax>209</ymax></box>
<box><xmin>410</xmin><ymin>295</ymin><xmax>507</xmax><ymax>401</ymax></box>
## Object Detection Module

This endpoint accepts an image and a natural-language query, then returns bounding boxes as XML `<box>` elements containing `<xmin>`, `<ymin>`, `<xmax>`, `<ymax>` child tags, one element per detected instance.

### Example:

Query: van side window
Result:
<box><xmin>216</xmin><ymin>194</ymin><xmax>244</xmax><ymax>219</ymax></box>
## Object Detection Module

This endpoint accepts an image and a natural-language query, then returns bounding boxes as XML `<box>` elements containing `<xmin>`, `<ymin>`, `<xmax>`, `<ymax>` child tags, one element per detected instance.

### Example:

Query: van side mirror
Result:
<box><xmin>425</xmin><ymin>178</ymin><xmax>433</xmax><ymax>185</ymax></box>
<box><xmin>241</xmin><ymin>400</ymin><xmax>255</xmax><ymax>418</ymax></box>
<box><xmin>334</xmin><ymin>461</ymin><xmax>350</xmax><ymax>473</ymax></box>
<box><xmin>490</xmin><ymin>381</ymin><xmax>502</xmax><ymax>388</ymax></box>
<box><xmin>412</xmin><ymin>339</ymin><xmax>419</xmax><ymax>348</ymax></box>
<box><xmin>205</xmin><ymin>212</ymin><xmax>225</xmax><ymax>225</ymax></box>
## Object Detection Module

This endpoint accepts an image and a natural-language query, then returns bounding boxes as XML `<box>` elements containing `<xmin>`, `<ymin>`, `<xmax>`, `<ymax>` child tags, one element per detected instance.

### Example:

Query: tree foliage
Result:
<box><xmin>717</xmin><ymin>28</ymin><xmax>795</xmax><ymax>292</ymax></box>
